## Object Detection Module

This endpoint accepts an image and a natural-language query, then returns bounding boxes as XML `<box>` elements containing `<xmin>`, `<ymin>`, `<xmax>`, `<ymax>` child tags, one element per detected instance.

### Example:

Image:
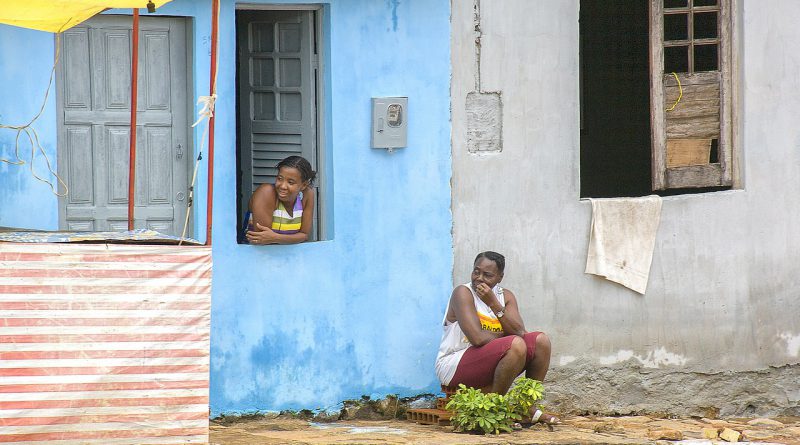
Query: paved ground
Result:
<box><xmin>210</xmin><ymin>414</ymin><xmax>800</xmax><ymax>444</ymax></box>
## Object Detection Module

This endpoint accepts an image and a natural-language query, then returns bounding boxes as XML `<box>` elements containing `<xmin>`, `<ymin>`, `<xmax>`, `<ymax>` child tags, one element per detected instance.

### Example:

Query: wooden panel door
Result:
<box><xmin>57</xmin><ymin>15</ymin><xmax>191</xmax><ymax>235</ymax></box>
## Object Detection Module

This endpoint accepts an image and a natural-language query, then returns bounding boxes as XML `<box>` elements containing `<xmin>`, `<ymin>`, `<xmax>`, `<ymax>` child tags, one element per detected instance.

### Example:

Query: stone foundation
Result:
<box><xmin>547</xmin><ymin>361</ymin><xmax>800</xmax><ymax>417</ymax></box>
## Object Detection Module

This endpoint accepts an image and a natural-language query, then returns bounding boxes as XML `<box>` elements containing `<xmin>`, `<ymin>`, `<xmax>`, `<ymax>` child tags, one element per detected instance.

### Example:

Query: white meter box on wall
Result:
<box><xmin>371</xmin><ymin>97</ymin><xmax>408</xmax><ymax>149</ymax></box>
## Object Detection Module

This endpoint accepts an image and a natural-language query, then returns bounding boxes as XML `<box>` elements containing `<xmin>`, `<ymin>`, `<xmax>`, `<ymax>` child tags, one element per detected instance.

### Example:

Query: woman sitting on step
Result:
<box><xmin>435</xmin><ymin>251</ymin><xmax>561</xmax><ymax>425</ymax></box>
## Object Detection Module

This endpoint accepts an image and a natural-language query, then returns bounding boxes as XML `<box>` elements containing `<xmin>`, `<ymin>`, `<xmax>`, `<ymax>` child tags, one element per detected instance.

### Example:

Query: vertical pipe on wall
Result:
<box><xmin>205</xmin><ymin>0</ymin><xmax>219</xmax><ymax>245</ymax></box>
<box><xmin>128</xmin><ymin>8</ymin><xmax>141</xmax><ymax>231</ymax></box>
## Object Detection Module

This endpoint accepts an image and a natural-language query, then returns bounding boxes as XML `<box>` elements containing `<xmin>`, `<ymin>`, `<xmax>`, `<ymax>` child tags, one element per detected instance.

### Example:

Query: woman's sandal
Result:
<box><xmin>523</xmin><ymin>409</ymin><xmax>562</xmax><ymax>430</ymax></box>
<box><xmin>532</xmin><ymin>409</ymin><xmax>561</xmax><ymax>424</ymax></box>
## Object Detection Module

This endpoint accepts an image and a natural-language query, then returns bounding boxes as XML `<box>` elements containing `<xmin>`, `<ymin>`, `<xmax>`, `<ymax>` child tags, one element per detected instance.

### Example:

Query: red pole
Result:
<box><xmin>205</xmin><ymin>0</ymin><xmax>219</xmax><ymax>246</ymax></box>
<box><xmin>128</xmin><ymin>8</ymin><xmax>140</xmax><ymax>231</ymax></box>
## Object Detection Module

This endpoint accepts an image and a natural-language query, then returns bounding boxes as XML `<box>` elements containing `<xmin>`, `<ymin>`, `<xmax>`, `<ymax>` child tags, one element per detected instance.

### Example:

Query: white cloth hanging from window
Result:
<box><xmin>585</xmin><ymin>195</ymin><xmax>662</xmax><ymax>294</ymax></box>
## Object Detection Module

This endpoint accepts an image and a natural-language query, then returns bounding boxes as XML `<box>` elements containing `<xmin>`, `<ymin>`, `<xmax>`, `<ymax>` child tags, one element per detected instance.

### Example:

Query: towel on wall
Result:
<box><xmin>585</xmin><ymin>195</ymin><xmax>663</xmax><ymax>294</ymax></box>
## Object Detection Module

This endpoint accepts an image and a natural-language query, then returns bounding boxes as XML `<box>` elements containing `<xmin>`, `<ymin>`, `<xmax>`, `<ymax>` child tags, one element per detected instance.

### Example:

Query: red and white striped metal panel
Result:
<box><xmin>0</xmin><ymin>243</ymin><xmax>211</xmax><ymax>445</ymax></box>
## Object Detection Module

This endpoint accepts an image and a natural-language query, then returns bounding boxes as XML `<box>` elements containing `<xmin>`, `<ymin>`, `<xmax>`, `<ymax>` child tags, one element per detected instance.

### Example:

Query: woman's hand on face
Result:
<box><xmin>246</xmin><ymin>223</ymin><xmax>279</xmax><ymax>245</ymax></box>
<box><xmin>475</xmin><ymin>283</ymin><xmax>496</xmax><ymax>304</ymax></box>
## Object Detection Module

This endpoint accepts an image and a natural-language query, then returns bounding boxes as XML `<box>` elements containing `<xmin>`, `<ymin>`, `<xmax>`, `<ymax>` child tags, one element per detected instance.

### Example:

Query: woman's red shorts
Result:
<box><xmin>449</xmin><ymin>331</ymin><xmax>541</xmax><ymax>390</ymax></box>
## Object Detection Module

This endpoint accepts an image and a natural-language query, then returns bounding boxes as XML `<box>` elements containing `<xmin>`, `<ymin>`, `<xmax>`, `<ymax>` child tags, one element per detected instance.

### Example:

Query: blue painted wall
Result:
<box><xmin>0</xmin><ymin>27</ymin><xmax>59</xmax><ymax>230</ymax></box>
<box><xmin>208</xmin><ymin>0</ymin><xmax>452</xmax><ymax>415</ymax></box>
<box><xmin>0</xmin><ymin>0</ymin><xmax>452</xmax><ymax>415</ymax></box>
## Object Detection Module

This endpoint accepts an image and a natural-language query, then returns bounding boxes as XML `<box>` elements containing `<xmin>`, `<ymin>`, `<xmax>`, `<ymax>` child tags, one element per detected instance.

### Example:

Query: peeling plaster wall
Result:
<box><xmin>451</xmin><ymin>0</ymin><xmax>800</xmax><ymax>415</ymax></box>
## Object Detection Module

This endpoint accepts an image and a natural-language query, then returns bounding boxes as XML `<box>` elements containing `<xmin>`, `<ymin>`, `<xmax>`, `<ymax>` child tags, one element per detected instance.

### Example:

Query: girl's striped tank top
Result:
<box><xmin>271</xmin><ymin>193</ymin><xmax>303</xmax><ymax>234</ymax></box>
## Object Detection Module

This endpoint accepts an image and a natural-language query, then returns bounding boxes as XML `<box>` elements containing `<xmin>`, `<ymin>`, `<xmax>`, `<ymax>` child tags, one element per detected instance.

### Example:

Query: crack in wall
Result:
<box><xmin>466</xmin><ymin>0</ymin><xmax>503</xmax><ymax>154</ymax></box>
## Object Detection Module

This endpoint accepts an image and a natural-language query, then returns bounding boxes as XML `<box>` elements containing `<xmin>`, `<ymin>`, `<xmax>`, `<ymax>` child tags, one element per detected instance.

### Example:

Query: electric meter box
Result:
<box><xmin>371</xmin><ymin>97</ymin><xmax>408</xmax><ymax>149</ymax></box>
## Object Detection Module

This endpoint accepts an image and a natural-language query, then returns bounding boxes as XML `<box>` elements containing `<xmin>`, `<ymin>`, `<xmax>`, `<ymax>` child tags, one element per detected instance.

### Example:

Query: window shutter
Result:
<box><xmin>650</xmin><ymin>0</ymin><xmax>732</xmax><ymax>190</ymax></box>
<box><xmin>237</xmin><ymin>10</ymin><xmax>317</xmax><ymax>214</ymax></box>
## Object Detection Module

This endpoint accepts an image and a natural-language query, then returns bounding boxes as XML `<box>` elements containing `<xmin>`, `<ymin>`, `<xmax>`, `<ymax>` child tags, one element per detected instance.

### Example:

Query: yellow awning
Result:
<box><xmin>0</xmin><ymin>0</ymin><xmax>173</xmax><ymax>33</ymax></box>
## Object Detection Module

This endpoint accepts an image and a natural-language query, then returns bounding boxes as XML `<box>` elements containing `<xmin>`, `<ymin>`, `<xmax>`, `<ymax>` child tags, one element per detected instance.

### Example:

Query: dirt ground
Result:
<box><xmin>210</xmin><ymin>414</ymin><xmax>800</xmax><ymax>445</ymax></box>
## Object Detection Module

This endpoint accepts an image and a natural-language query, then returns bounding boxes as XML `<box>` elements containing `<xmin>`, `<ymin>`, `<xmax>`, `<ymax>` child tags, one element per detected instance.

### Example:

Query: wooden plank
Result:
<box><xmin>663</xmin><ymin>71</ymin><xmax>720</xmax><ymax>87</ymax></box>
<box><xmin>719</xmin><ymin>0</ymin><xmax>733</xmax><ymax>185</ymax></box>
<box><xmin>665</xmin><ymin>163</ymin><xmax>731</xmax><ymax>188</ymax></box>
<box><xmin>665</xmin><ymin>99</ymin><xmax>720</xmax><ymax>120</ymax></box>
<box><xmin>665</xmin><ymin>83</ymin><xmax>720</xmax><ymax>103</ymax></box>
<box><xmin>649</xmin><ymin>0</ymin><xmax>667</xmax><ymax>190</ymax></box>
<box><xmin>666</xmin><ymin>114</ymin><xmax>719</xmax><ymax>139</ymax></box>
<box><xmin>664</xmin><ymin>74</ymin><xmax>719</xmax><ymax>119</ymax></box>
<box><xmin>729</xmin><ymin>0</ymin><xmax>740</xmax><ymax>188</ymax></box>
<box><xmin>665</xmin><ymin>80</ymin><xmax>718</xmax><ymax>103</ymax></box>
<box><xmin>666</xmin><ymin>138</ymin><xmax>711</xmax><ymax>167</ymax></box>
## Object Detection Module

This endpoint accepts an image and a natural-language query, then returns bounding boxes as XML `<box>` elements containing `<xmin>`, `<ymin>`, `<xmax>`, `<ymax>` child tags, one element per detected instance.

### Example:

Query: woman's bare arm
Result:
<box><xmin>495</xmin><ymin>289</ymin><xmax>526</xmax><ymax>337</ymax></box>
<box><xmin>247</xmin><ymin>187</ymin><xmax>315</xmax><ymax>245</ymax></box>
<box><xmin>249</xmin><ymin>183</ymin><xmax>277</xmax><ymax>229</ymax></box>
<box><xmin>451</xmin><ymin>285</ymin><xmax>503</xmax><ymax>347</ymax></box>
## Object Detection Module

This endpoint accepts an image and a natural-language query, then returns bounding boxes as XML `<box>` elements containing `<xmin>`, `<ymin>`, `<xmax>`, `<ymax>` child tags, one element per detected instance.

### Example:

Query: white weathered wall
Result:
<box><xmin>452</xmin><ymin>0</ymin><xmax>799</xmax><ymax>416</ymax></box>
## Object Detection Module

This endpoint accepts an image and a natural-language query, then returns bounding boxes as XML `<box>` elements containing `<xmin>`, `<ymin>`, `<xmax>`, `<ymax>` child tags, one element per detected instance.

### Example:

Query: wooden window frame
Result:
<box><xmin>650</xmin><ymin>0</ymin><xmax>736</xmax><ymax>190</ymax></box>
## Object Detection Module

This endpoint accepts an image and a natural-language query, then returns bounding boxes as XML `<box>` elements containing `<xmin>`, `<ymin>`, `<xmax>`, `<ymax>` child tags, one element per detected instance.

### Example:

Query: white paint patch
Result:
<box><xmin>559</xmin><ymin>355</ymin><xmax>577</xmax><ymax>366</ymax></box>
<box><xmin>638</xmin><ymin>347</ymin><xmax>688</xmax><ymax>368</ymax></box>
<box><xmin>598</xmin><ymin>350</ymin><xmax>634</xmax><ymax>365</ymax></box>
<box><xmin>778</xmin><ymin>332</ymin><xmax>800</xmax><ymax>357</ymax></box>
<box><xmin>598</xmin><ymin>348</ymin><xmax>688</xmax><ymax>368</ymax></box>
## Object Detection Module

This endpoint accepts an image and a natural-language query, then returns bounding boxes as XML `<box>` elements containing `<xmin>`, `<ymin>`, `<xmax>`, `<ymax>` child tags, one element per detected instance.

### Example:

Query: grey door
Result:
<box><xmin>57</xmin><ymin>15</ymin><xmax>191</xmax><ymax>235</ymax></box>
<box><xmin>237</xmin><ymin>10</ymin><xmax>317</xmax><ymax>221</ymax></box>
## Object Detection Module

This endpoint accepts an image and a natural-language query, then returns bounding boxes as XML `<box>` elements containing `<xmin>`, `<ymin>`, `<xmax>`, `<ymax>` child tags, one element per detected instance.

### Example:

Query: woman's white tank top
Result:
<box><xmin>434</xmin><ymin>283</ymin><xmax>505</xmax><ymax>385</ymax></box>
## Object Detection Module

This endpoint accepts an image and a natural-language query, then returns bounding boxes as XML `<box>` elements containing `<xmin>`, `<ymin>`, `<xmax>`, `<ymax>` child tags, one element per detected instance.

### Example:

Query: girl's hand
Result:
<box><xmin>246</xmin><ymin>223</ymin><xmax>279</xmax><ymax>245</ymax></box>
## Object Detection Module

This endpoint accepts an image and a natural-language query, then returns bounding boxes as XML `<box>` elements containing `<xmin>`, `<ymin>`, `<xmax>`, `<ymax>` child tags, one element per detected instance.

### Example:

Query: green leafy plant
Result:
<box><xmin>445</xmin><ymin>384</ymin><xmax>519</xmax><ymax>434</ymax></box>
<box><xmin>445</xmin><ymin>378</ymin><xmax>545</xmax><ymax>435</ymax></box>
<box><xmin>506</xmin><ymin>377</ymin><xmax>545</xmax><ymax>419</ymax></box>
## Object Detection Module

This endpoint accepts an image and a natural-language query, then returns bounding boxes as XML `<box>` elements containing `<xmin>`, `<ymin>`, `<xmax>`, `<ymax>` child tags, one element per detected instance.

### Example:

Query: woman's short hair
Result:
<box><xmin>277</xmin><ymin>155</ymin><xmax>317</xmax><ymax>185</ymax></box>
<box><xmin>474</xmin><ymin>251</ymin><xmax>505</xmax><ymax>274</ymax></box>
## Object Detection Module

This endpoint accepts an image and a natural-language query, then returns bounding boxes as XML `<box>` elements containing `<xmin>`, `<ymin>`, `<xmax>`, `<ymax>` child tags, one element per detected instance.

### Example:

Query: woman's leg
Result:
<box><xmin>489</xmin><ymin>336</ymin><xmax>527</xmax><ymax>394</ymax></box>
<box><xmin>449</xmin><ymin>336</ymin><xmax>527</xmax><ymax>393</ymax></box>
<box><xmin>521</xmin><ymin>331</ymin><xmax>551</xmax><ymax>381</ymax></box>
<box><xmin>520</xmin><ymin>332</ymin><xmax>560</xmax><ymax>424</ymax></box>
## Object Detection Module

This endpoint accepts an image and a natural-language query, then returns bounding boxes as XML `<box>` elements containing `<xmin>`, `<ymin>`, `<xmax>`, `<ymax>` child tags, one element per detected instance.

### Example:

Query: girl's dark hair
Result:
<box><xmin>277</xmin><ymin>156</ymin><xmax>316</xmax><ymax>185</ymax></box>
<box><xmin>474</xmin><ymin>251</ymin><xmax>505</xmax><ymax>273</ymax></box>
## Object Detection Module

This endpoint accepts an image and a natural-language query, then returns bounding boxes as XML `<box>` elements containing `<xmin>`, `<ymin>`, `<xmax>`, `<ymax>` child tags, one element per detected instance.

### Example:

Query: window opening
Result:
<box><xmin>579</xmin><ymin>0</ymin><xmax>652</xmax><ymax>198</ymax></box>
<box><xmin>579</xmin><ymin>0</ymin><xmax>734</xmax><ymax>198</ymax></box>
<box><xmin>235</xmin><ymin>8</ymin><xmax>324</xmax><ymax>244</ymax></box>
